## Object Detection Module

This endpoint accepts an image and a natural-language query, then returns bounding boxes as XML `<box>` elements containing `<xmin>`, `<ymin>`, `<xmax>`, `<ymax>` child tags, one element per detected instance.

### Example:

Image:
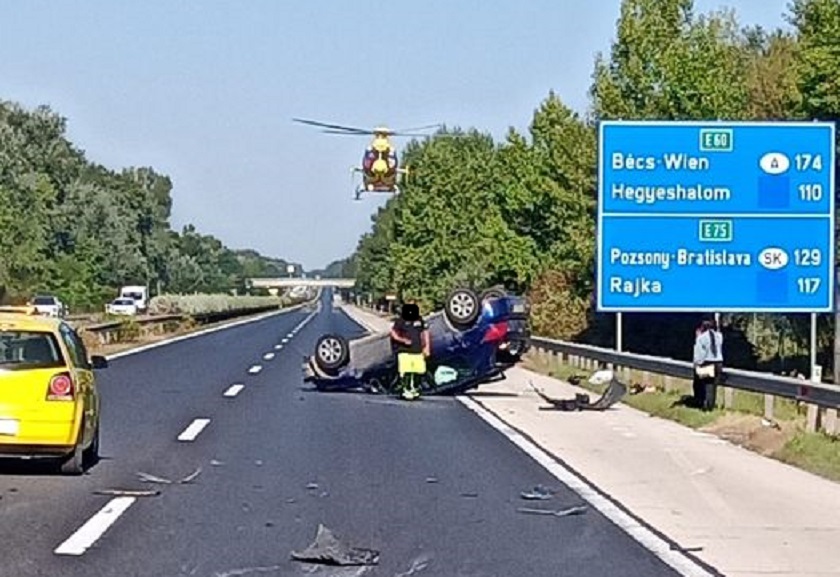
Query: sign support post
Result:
<box><xmin>811</xmin><ymin>311</ymin><xmax>818</xmax><ymax>380</ymax></box>
<box><xmin>616</xmin><ymin>312</ymin><xmax>623</xmax><ymax>352</ymax></box>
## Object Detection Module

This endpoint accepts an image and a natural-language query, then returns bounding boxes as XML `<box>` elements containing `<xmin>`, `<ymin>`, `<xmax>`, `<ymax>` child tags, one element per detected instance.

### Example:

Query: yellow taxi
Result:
<box><xmin>0</xmin><ymin>306</ymin><xmax>105</xmax><ymax>475</ymax></box>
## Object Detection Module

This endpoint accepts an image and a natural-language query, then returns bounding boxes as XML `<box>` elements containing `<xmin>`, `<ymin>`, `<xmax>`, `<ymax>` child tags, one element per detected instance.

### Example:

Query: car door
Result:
<box><xmin>58</xmin><ymin>324</ymin><xmax>95</xmax><ymax>444</ymax></box>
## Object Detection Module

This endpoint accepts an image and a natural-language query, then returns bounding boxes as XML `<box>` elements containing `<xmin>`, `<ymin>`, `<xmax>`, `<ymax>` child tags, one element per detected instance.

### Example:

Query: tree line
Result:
<box><xmin>349</xmin><ymin>0</ymin><xmax>840</xmax><ymax>375</ymax></box>
<box><xmin>0</xmin><ymin>100</ymin><xmax>297</xmax><ymax>312</ymax></box>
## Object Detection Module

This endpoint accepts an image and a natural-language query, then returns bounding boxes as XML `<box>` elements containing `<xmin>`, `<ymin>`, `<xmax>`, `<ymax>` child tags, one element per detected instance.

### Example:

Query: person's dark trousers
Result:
<box><xmin>701</xmin><ymin>363</ymin><xmax>722</xmax><ymax>411</ymax></box>
<box><xmin>692</xmin><ymin>374</ymin><xmax>707</xmax><ymax>408</ymax></box>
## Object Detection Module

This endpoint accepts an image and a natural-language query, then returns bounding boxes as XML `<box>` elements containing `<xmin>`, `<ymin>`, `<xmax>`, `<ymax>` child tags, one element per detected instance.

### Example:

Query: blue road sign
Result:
<box><xmin>597</xmin><ymin>121</ymin><xmax>835</xmax><ymax>312</ymax></box>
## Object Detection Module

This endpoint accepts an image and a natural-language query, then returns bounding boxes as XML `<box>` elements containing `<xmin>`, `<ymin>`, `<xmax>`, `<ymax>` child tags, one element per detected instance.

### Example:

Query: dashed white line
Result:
<box><xmin>54</xmin><ymin>496</ymin><xmax>137</xmax><ymax>556</ymax></box>
<box><xmin>263</xmin><ymin>352</ymin><xmax>275</xmax><ymax>361</ymax></box>
<box><xmin>177</xmin><ymin>418</ymin><xmax>211</xmax><ymax>442</ymax></box>
<box><xmin>224</xmin><ymin>384</ymin><xmax>245</xmax><ymax>398</ymax></box>
<box><xmin>281</xmin><ymin>338</ymin><xmax>289</xmax><ymax>344</ymax></box>
<box><xmin>286</xmin><ymin>333</ymin><xmax>294</xmax><ymax>338</ymax></box>
<box><xmin>248</xmin><ymin>365</ymin><xmax>263</xmax><ymax>374</ymax></box>
<box><xmin>274</xmin><ymin>344</ymin><xmax>283</xmax><ymax>350</ymax></box>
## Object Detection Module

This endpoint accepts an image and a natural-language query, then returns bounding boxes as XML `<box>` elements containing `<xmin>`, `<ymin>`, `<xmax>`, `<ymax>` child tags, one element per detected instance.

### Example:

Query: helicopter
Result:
<box><xmin>292</xmin><ymin>118</ymin><xmax>441</xmax><ymax>200</ymax></box>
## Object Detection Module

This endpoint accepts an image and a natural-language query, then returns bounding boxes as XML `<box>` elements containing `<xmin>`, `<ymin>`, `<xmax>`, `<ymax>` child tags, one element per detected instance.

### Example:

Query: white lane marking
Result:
<box><xmin>286</xmin><ymin>333</ymin><xmax>294</xmax><ymax>338</ymax></box>
<box><xmin>177</xmin><ymin>418</ymin><xmax>211</xmax><ymax>442</ymax></box>
<box><xmin>281</xmin><ymin>338</ymin><xmax>289</xmax><ymax>344</ymax></box>
<box><xmin>223</xmin><ymin>384</ymin><xmax>245</xmax><ymax>398</ymax></box>
<box><xmin>274</xmin><ymin>344</ymin><xmax>283</xmax><ymax>350</ymax></box>
<box><xmin>263</xmin><ymin>353</ymin><xmax>275</xmax><ymax>361</ymax></box>
<box><xmin>104</xmin><ymin>305</ymin><xmax>309</xmax><ymax>361</ymax></box>
<box><xmin>457</xmin><ymin>396</ymin><xmax>716</xmax><ymax>577</ymax></box>
<box><xmin>248</xmin><ymin>365</ymin><xmax>263</xmax><ymax>374</ymax></box>
<box><xmin>54</xmin><ymin>497</ymin><xmax>136</xmax><ymax>556</ymax></box>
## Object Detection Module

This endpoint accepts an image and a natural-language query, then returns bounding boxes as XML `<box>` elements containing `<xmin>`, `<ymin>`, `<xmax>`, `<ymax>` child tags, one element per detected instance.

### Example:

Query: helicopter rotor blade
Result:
<box><xmin>393</xmin><ymin>123</ymin><xmax>443</xmax><ymax>133</ymax></box>
<box><xmin>320</xmin><ymin>129</ymin><xmax>377</xmax><ymax>136</ymax></box>
<box><xmin>387</xmin><ymin>131</ymin><xmax>443</xmax><ymax>137</ymax></box>
<box><xmin>292</xmin><ymin>118</ymin><xmax>372</xmax><ymax>134</ymax></box>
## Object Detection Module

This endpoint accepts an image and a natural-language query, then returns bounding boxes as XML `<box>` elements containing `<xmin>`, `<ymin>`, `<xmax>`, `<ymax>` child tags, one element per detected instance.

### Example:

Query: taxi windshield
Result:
<box><xmin>0</xmin><ymin>330</ymin><xmax>65</xmax><ymax>370</ymax></box>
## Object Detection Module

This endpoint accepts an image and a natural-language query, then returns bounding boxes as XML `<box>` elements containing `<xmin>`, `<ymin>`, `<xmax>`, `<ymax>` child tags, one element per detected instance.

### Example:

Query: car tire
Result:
<box><xmin>59</xmin><ymin>433</ymin><xmax>85</xmax><ymax>476</ymax></box>
<box><xmin>480</xmin><ymin>286</ymin><xmax>507</xmax><ymax>302</ymax></box>
<box><xmin>83</xmin><ymin>421</ymin><xmax>100</xmax><ymax>468</ymax></box>
<box><xmin>314</xmin><ymin>334</ymin><xmax>350</xmax><ymax>373</ymax></box>
<box><xmin>445</xmin><ymin>287</ymin><xmax>480</xmax><ymax>329</ymax></box>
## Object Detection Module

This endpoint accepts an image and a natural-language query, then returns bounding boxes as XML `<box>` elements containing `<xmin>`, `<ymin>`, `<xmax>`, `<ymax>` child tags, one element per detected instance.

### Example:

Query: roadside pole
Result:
<box><xmin>811</xmin><ymin>312</ymin><xmax>818</xmax><ymax>380</ymax></box>
<box><xmin>616</xmin><ymin>312</ymin><xmax>623</xmax><ymax>352</ymax></box>
<box><xmin>834</xmin><ymin>266</ymin><xmax>840</xmax><ymax>386</ymax></box>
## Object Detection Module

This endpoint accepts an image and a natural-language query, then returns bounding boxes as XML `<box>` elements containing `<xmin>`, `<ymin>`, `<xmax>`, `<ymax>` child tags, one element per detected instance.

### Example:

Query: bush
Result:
<box><xmin>148</xmin><ymin>293</ymin><xmax>289</xmax><ymax>316</ymax></box>
<box><xmin>527</xmin><ymin>270</ymin><xmax>590</xmax><ymax>340</ymax></box>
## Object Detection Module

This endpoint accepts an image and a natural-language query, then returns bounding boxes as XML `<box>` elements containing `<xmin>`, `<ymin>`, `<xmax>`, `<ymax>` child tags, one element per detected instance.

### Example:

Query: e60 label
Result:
<box><xmin>699</xmin><ymin>129</ymin><xmax>733</xmax><ymax>152</ymax></box>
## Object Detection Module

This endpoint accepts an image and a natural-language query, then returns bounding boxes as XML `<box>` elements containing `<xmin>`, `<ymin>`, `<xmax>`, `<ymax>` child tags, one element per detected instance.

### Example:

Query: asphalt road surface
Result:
<box><xmin>0</xmin><ymin>290</ymin><xmax>692</xmax><ymax>577</ymax></box>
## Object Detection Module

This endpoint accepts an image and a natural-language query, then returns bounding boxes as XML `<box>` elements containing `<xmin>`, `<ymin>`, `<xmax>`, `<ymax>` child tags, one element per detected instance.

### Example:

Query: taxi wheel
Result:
<box><xmin>83</xmin><ymin>423</ymin><xmax>100</xmax><ymax>468</ymax></box>
<box><xmin>59</xmin><ymin>443</ymin><xmax>85</xmax><ymax>476</ymax></box>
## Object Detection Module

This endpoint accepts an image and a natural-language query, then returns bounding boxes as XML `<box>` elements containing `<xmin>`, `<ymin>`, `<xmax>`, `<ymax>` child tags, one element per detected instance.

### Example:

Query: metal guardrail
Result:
<box><xmin>354</xmin><ymin>302</ymin><xmax>840</xmax><ymax>432</ymax></box>
<box><xmin>529</xmin><ymin>336</ymin><xmax>840</xmax><ymax>434</ymax></box>
<box><xmin>530</xmin><ymin>336</ymin><xmax>840</xmax><ymax>408</ymax></box>
<box><xmin>78</xmin><ymin>303</ymin><xmax>309</xmax><ymax>344</ymax></box>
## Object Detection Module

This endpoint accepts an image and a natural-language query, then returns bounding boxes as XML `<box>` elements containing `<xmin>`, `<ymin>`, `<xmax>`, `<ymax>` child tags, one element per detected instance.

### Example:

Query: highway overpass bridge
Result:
<box><xmin>249</xmin><ymin>277</ymin><xmax>355</xmax><ymax>288</ymax></box>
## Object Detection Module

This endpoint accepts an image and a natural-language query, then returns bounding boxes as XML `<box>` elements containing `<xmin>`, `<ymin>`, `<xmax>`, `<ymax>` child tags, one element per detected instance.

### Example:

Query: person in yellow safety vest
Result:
<box><xmin>389</xmin><ymin>299</ymin><xmax>431</xmax><ymax>400</ymax></box>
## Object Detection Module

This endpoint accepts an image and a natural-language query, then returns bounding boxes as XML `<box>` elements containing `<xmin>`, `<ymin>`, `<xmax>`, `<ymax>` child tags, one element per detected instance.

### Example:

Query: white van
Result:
<box><xmin>119</xmin><ymin>285</ymin><xmax>148</xmax><ymax>312</ymax></box>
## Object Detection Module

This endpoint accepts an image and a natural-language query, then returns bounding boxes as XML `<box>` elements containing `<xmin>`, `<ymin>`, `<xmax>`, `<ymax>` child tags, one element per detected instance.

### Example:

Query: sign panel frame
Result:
<box><xmin>596</xmin><ymin>120</ymin><xmax>836</xmax><ymax>313</ymax></box>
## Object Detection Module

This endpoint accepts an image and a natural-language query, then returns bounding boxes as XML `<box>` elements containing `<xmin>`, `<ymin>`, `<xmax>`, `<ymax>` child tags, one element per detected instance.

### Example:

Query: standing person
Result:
<box><xmin>693</xmin><ymin>318</ymin><xmax>723</xmax><ymax>411</ymax></box>
<box><xmin>389</xmin><ymin>298</ymin><xmax>431</xmax><ymax>400</ymax></box>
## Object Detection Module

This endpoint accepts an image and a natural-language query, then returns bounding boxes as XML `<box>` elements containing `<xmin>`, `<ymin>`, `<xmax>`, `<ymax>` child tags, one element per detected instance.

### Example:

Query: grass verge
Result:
<box><xmin>522</xmin><ymin>352</ymin><xmax>840</xmax><ymax>483</ymax></box>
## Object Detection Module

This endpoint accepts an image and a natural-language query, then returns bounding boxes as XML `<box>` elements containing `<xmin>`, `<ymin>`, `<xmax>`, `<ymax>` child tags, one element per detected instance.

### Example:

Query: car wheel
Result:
<box><xmin>445</xmin><ymin>288</ymin><xmax>480</xmax><ymax>328</ymax></box>
<box><xmin>83</xmin><ymin>421</ymin><xmax>100</xmax><ymax>468</ymax></box>
<box><xmin>480</xmin><ymin>286</ymin><xmax>507</xmax><ymax>302</ymax></box>
<box><xmin>314</xmin><ymin>334</ymin><xmax>349</xmax><ymax>372</ymax></box>
<box><xmin>59</xmin><ymin>437</ymin><xmax>85</xmax><ymax>476</ymax></box>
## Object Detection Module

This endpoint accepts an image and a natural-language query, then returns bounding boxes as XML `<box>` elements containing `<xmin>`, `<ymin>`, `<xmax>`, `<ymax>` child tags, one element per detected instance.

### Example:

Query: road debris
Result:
<box><xmin>210</xmin><ymin>459</ymin><xmax>224</xmax><ymax>466</ymax></box>
<box><xmin>291</xmin><ymin>524</ymin><xmax>380</xmax><ymax>566</ymax></box>
<box><xmin>394</xmin><ymin>555</ymin><xmax>431</xmax><ymax>576</ymax></box>
<box><xmin>529</xmin><ymin>377</ymin><xmax>626</xmax><ymax>412</ymax></box>
<box><xmin>520</xmin><ymin>485</ymin><xmax>554</xmax><ymax>501</ymax></box>
<box><xmin>670</xmin><ymin>544</ymin><xmax>704</xmax><ymax>553</ymax></box>
<box><xmin>94</xmin><ymin>489</ymin><xmax>161</xmax><ymax>498</ymax></box>
<box><xmin>517</xmin><ymin>505</ymin><xmax>588</xmax><ymax>518</ymax></box>
<box><xmin>425</xmin><ymin>477</ymin><xmax>438</xmax><ymax>484</ymax></box>
<box><xmin>137</xmin><ymin>467</ymin><xmax>202</xmax><ymax>485</ymax></box>
<box><xmin>459</xmin><ymin>492</ymin><xmax>479</xmax><ymax>498</ymax></box>
<box><xmin>214</xmin><ymin>565</ymin><xmax>282</xmax><ymax>577</ymax></box>
<box><xmin>306</xmin><ymin>482</ymin><xmax>320</xmax><ymax>490</ymax></box>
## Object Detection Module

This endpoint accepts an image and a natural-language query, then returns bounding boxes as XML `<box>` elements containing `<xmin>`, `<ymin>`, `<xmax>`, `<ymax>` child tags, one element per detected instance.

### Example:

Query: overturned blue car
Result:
<box><xmin>302</xmin><ymin>287</ymin><xmax>530</xmax><ymax>395</ymax></box>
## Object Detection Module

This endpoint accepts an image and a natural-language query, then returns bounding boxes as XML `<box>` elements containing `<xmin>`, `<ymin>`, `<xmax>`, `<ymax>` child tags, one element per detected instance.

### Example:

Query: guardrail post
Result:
<box><xmin>763</xmin><ymin>394</ymin><xmax>774</xmax><ymax>421</ymax></box>
<box><xmin>824</xmin><ymin>409</ymin><xmax>838</xmax><ymax>436</ymax></box>
<box><xmin>806</xmin><ymin>404</ymin><xmax>821</xmax><ymax>433</ymax></box>
<box><xmin>723</xmin><ymin>387</ymin><xmax>734</xmax><ymax>410</ymax></box>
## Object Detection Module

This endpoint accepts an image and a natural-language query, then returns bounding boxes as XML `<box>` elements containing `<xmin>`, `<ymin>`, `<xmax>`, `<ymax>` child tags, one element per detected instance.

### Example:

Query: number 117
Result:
<box><xmin>797</xmin><ymin>278</ymin><xmax>821</xmax><ymax>294</ymax></box>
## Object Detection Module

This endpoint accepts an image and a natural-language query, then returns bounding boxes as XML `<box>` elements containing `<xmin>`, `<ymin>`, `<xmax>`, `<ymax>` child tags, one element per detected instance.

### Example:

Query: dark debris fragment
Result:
<box><xmin>291</xmin><ymin>524</ymin><xmax>380</xmax><ymax>566</ymax></box>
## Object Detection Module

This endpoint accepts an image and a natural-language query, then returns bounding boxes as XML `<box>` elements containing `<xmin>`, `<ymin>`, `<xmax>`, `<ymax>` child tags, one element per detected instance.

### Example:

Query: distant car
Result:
<box><xmin>106</xmin><ymin>298</ymin><xmax>138</xmax><ymax>316</ymax></box>
<box><xmin>302</xmin><ymin>287</ymin><xmax>529</xmax><ymax>395</ymax></box>
<box><xmin>29</xmin><ymin>295</ymin><xmax>66</xmax><ymax>318</ymax></box>
<box><xmin>0</xmin><ymin>306</ymin><xmax>107</xmax><ymax>474</ymax></box>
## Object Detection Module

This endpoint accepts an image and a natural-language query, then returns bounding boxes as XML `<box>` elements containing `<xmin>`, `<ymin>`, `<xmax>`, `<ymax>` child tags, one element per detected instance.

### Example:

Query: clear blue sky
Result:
<box><xmin>0</xmin><ymin>0</ymin><xmax>790</xmax><ymax>270</ymax></box>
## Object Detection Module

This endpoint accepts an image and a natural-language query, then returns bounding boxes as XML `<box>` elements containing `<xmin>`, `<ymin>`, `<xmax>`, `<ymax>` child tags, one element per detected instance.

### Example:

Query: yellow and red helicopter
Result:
<box><xmin>293</xmin><ymin>118</ymin><xmax>441</xmax><ymax>200</ymax></box>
